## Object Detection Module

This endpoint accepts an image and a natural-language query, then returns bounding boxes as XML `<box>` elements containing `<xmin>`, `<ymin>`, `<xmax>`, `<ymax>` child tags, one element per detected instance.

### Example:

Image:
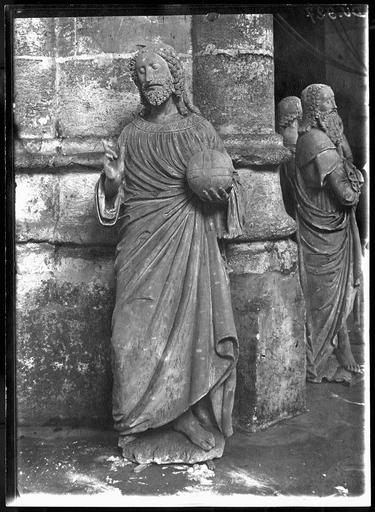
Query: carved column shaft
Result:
<box><xmin>192</xmin><ymin>13</ymin><xmax>306</xmax><ymax>432</ymax></box>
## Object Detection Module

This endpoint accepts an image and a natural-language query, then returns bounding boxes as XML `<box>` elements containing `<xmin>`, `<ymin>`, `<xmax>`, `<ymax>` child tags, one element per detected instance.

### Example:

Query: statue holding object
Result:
<box><xmin>95</xmin><ymin>43</ymin><xmax>244</xmax><ymax>464</ymax></box>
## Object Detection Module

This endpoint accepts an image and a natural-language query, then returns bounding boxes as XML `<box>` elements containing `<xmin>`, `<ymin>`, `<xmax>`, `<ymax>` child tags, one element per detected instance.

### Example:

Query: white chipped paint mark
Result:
<box><xmin>23</xmin><ymin>357</ymin><xmax>35</xmax><ymax>370</ymax></box>
<box><xmin>334</xmin><ymin>485</ymin><xmax>349</xmax><ymax>496</ymax></box>
<box><xmin>227</xmin><ymin>468</ymin><xmax>275</xmax><ymax>491</ymax></box>
<box><xmin>77</xmin><ymin>362</ymin><xmax>89</xmax><ymax>374</ymax></box>
<box><xmin>38</xmin><ymin>116</ymin><xmax>50</xmax><ymax>126</ymax></box>
<box><xmin>66</xmin><ymin>471</ymin><xmax>122</xmax><ymax>495</ymax></box>
<box><xmin>330</xmin><ymin>393</ymin><xmax>365</xmax><ymax>406</ymax></box>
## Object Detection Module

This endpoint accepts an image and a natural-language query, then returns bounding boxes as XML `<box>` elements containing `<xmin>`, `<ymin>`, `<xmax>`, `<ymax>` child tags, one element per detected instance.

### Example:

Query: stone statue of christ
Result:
<box><xmin>95</xmin><ymin>43</ymin><xmax>244</xmax><ymax>463</ymax></box>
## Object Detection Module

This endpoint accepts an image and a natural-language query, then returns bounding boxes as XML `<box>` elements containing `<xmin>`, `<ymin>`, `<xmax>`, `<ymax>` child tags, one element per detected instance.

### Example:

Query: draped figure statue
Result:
<box><xmin>293</xmin><ymin>84</ymin><xmax>363</xmax><ymax>383</ymax></box>
<box><xmin>276</xmin><ymin>96</ymin><xmax>303</xmax><ymax>220</ymax></box>
<box><xmin>95</xmin><ymin>43</ymin><xmax>244</xmax><ymax>463</ymax></box>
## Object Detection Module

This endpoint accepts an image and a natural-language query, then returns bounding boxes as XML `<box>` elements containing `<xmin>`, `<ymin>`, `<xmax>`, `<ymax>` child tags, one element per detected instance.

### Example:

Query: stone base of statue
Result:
<box><xmin>118</xmin><ymin>426</ymin><xmax>225</xmax><ymax>465</ymax></box>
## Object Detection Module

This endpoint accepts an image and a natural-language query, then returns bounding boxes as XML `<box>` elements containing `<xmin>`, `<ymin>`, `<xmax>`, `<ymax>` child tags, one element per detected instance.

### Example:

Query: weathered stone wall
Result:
<box><xmin>228</xmin><ymin>240</ymin><xmax>306</xmax><ymax>430</ymax></box>
<box><xmin>15</xmin><ymin>15</ymin><xmax>192</xmax><ymax>426</ymax></box>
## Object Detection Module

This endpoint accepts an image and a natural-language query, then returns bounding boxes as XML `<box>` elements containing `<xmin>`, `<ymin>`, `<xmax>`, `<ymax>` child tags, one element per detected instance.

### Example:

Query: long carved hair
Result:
<box><xmin>298</xmin><ymin>83</ymin><xmax>330</xmax><ymax>134</ymax></box>
<box><xmin>129</xmin><ymin>43</ymin><xmax>200</xmax><ymax>117</ymax></box>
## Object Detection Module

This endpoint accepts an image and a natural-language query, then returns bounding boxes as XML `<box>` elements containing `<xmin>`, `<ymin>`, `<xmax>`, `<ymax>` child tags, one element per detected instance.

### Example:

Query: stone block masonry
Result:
<box><xmin>14</xmin><ymin>58</ymin><xmax>57</xmax><ymax>139</ymax></box>
<box><xmin>15</xmin><ymin>171</ymin><xmax>119</xmax><ymax>245</ymax></box>
<box><xmin>14</xmin><ymin>16</ymin><xmax>193</xmax><ymax>160</ymax></box>
<box><xmin>14</xmin><ymin>15</ymin><xmax>192</xmax><ymax>426</ymax></box>
<box><xmin>228</xmin><ymin>241</ymin><xmax>306</xmax><ymax>431</ymax></box>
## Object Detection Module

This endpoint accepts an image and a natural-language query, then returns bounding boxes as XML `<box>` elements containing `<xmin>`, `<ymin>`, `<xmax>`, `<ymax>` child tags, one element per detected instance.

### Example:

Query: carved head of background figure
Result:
<box><xmin>277</xmin><ymin>96</ymin><xmax>302</xmax><ymax>220</ymax></box>
<box><xmin>95</xmin><ymin>43</ymin><xmax>243</xmax><ymax>464</ymax></box>
<box><xmin>295</xmin><ymin>83</ymin><xmax>364</xmax><ymax>384</ymax></box>
<box><xmin>277</xmin><ymin>96</ymin><xmax>302</xmax><ymax>148</ymax></box>
<box><xmin>277</xmin><ymin>96</ymin><xmax>302</xmax><ymax>219</ymax></box>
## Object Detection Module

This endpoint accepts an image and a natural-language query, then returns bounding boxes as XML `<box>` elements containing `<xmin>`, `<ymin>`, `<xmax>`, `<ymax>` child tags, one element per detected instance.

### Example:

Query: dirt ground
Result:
<box><xmin>13</xmin><ymin>346</ymin><xmax>369</xmax><ymax>507</ymax></box>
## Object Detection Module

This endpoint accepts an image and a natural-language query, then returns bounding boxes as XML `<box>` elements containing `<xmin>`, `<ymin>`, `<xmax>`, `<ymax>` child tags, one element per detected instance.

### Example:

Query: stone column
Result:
<box><xmin>192</xmin><ymin>13</ymin><xmax>306</xmax><ymax>432</ymax></box>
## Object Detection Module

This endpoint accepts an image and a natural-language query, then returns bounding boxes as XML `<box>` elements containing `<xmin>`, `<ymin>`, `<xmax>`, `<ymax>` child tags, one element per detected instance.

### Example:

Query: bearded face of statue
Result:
<box><xmin>135</xmin><ymin>52</ymin><xmax>175</xmax><ymax>107</ymax></box>
<box><xmin>316</xmin><ymin>88</ymin><xmax>344</xmax><ymax>145</ymax></box>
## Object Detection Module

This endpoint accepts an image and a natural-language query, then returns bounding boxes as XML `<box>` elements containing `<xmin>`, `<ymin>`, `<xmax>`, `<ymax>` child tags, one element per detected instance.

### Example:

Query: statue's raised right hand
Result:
<box><xmin>102</xmin><ymin>140</ymin><xmax>123</xmax><ymax>182</ymax></box>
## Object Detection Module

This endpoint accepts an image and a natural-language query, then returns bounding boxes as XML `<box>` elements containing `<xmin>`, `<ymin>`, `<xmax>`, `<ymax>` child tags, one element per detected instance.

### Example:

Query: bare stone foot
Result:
<box><xmin>172</xmin><ymin>409</ymin><xmax>216</xmax><ymax>451</ymax></box>
<box><xmin>335</xmin><ymin>345</ymin><xmax>363</xmax><ymax>374</ymax></box>
<box><xmin>193</xmin><ymin>397</ymin><xmax>215</xmax><ymax>429</ymax></box>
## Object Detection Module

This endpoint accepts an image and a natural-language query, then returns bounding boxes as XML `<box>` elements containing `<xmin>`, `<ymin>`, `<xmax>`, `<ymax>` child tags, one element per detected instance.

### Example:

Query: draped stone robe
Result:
<box><xmin>279</xmin><ymin>143</ymin><xmax>297</xmax><ymax>220</ymax></box>
<box><xmin>95</xmin><ymin>113</ymin><xmax>243</xmax><ymax>438</ymax></box>
<box><xmin>295</xmin><ymin>129</ymin><xmax>362</xmax><ymax>382</ymax></box>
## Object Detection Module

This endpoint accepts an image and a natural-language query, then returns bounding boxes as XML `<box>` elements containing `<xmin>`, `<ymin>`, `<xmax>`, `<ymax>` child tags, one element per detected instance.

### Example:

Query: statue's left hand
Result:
<box><xmin>201</xmin><ymin>187</ymin><xmax>231</xmax><ymax>203</ymax></box>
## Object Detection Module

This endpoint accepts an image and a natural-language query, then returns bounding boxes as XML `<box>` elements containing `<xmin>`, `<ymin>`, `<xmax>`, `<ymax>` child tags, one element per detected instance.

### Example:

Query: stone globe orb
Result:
<box><xmin>186</xmin><ymin>149</ymin><xmax>234</xmax><ymax>198</ymax></box>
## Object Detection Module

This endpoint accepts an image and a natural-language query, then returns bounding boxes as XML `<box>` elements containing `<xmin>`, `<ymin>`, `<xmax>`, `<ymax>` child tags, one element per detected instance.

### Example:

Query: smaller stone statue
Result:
<box><xmin>276</xmin><ymin>96</ymin><xmax>303</xmax><ymax>219</ymax></box>
<box><xmin>293</xmin><ymin>84</ymin><xmax>364</xmax><ymax>383</ymax></box>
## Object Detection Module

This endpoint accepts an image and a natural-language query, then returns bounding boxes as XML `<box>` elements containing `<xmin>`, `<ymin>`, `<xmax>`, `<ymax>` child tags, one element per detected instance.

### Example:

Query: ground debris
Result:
<box><xmin>106</xmin><ymin>456</ymin><xmax>120</xmax><ymax>462</ymax></box>
<box><xmin>186</xmin><ymin>463</ymin><xmax>215</xmax><ymax>487</ymax></box>
<box><xmin>134</xmin><ymin>463</ymin><xmax>150</xmax><ymax>473</ymax></box>
<box><xmin>105</xmin><ymin>455</ymin><xmax>132</xmax><ymax>472</ymax></box>
<box><xmin>105</xmin><ymin>475</ymin><xmax>120</xmax><ymax>485</ymax></box>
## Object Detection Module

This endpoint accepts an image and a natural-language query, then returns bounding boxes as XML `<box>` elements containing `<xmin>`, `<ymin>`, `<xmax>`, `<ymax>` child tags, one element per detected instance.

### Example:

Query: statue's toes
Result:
<box><xmin>202</xmin><ymin>441</ymin><xmax>213</xmax><ymax>451</ymax></box>
<box><xmin>206</xmin><ymin>432</ymin><xmax>216</xmax><ymax>449</ymax></box>
<box><xmin>353</xmin><ymin>365</ymin><xmax>364</xmax><ymax>374</ymax></box>
<box><xmin>197</xmin><ymin>431</ymin><xmax>215</xmax><ymax>451</ymax></box>
<box><xmin>346</xmin><ymin>364</ymin><xmax>363</xmax><ymax>374</ymax></box>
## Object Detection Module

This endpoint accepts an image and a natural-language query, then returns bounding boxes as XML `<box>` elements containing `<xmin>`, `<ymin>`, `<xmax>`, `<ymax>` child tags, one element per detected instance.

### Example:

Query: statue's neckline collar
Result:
<box><xmin>133</xmin><ymin>113</ymin><xmax>199</xmax><ymax>132</ymax></box>
<box><xmin>140</xmin><ymin>113</ymin><xmax>184</xmax><ymax>125</ymax></box>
